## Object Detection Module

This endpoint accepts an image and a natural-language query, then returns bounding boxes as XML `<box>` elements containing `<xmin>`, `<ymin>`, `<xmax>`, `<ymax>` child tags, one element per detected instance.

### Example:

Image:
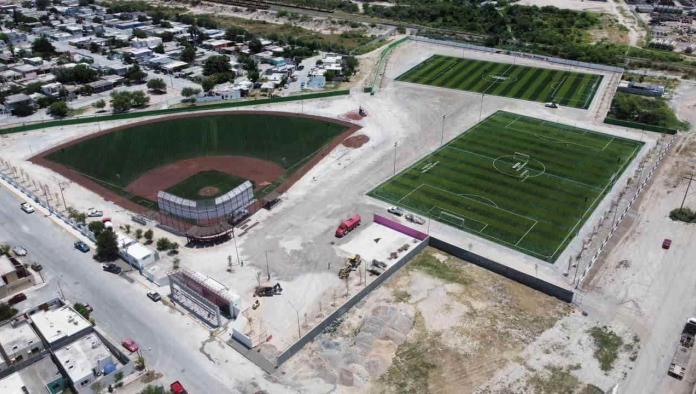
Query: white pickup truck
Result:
<box><xmin>669</xmin><ymin>318</ymin><xmax>696</xmax><ymax>380</ymax></box>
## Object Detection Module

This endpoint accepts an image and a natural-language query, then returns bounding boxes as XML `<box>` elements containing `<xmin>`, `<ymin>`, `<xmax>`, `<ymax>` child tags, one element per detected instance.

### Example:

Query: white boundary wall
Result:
<box><xmin>157</xmin><ymin>180</ymin><xmax>254</xmax><ymax>221</ymax></box>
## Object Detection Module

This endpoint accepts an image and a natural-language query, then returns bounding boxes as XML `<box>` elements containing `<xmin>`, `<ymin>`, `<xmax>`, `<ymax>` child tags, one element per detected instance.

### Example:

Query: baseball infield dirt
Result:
<box><xmin>125</xmin><ymin>156</ymin><xmax>284</xmax><ymax>201</ymax></box>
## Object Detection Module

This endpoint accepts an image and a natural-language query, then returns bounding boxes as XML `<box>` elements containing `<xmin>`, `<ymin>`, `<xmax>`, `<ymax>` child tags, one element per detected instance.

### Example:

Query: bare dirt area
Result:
<box><xmin>279</xmin><ymin>248</ymin><xmax>583</xmax><ymax>393</ymax></box>
<box><xmin>199</xmin><ymin>186</ymin><xmax>221</xmax><ymax>197</ymax></box>
<box><xmin>125</xmin><ymin>156</ymin><xmax>284</xmax><ymax>201</ymax></box>
<box><xmin>342</xmin><ymin>134</ymin><xmax>369</xmax><ymax>148</ymax></box>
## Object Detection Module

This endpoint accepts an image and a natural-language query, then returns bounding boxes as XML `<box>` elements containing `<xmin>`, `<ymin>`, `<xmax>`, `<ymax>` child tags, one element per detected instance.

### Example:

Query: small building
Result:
<box><xmin>53</xmin><ymin>333</ymin><xmax>117</xmax><ymax>392</ymax></box>
<box><xmin>30</xmin><ymin>305</ymin><xmax>92</xmax><ymax>347</ymax></box>
<box><xmin>87</xmin><ymin>79</ymin><xmax>114</xmax><ymax>93</ymax></box>
<box><xmin>0</xmin><ymin>355</ymin><xmax>67</xmax><ymax>394</ymax></box>
<box><xmin>4</xmin><ymin>93</ymin><xmax>35</xmax><ymax>111</ymax></box>
<box><xmin>121</xmin><ymin>243</ymin><xmax>159</xmax><ymax>271</ymax></box>
<box><xmin>306</xmin><ymin>74</ymin><xmax>326</xmax><ymax>90</ymax></box>
<box><xmin>10</xmin><ymin>64</ymin><xmax>38</xmax><ymax>78</ymax></box>
<box><xmin>161</xmin><ymin>60</ymin><xmax>188</xmax><ymax>73</ymax></box>
<box><xmin>202</xmin><ymin>39</ymin><xmax>232</xmax><ymax>51</ymax></box>
<box><xmin>41</xmin><ymin>82</ymin><xmax>63</xmax><ymax>97</ymax></box>
<box><xmin>618</xmin><ymin>80</ymin><xmax>665</xmax><ymax>97</ymax></box>
<box><xmin>131</xmin><ymin>36</ymin><xmax>162</xmax><ymax>49</ymax></box>
<box><xmin>0</xmin><ymin>320</ymin><xmax>44</xmax><ymax>366</ymax></box>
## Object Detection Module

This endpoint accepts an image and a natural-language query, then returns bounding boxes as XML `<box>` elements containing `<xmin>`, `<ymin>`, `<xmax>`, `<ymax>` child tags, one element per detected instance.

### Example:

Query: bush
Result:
<box><xmin>0</xmin><ymin>303</ymin><xmax>18</xmax><ymax>321</ymax></box>
<box><xmin>670</xmin><ymin>207</ymin><xmax>696</xmax><ymax>223</ymax></box>
<box><xmin>95</xmin><ymin>230</ymin><xmax>118</xmax><ymax>261</ymax></box>
<box><xmin>74</xmin><ymin>302</ymin><xmax>91</xmax><ymax>319</ymax></box>
<box><xmin>88</xmin><ymin>220</ymin><xmax>105</xmax><ymax>236</ymax></box>
<box><xmin>156</xmin><ymin>237</ymin><xmax>172</xmax><ymax>251</ymax></box>
<box><xmin>47</xmin><ymin>101</ymin><xmax>69</xmax><ymax>117</ymax></box>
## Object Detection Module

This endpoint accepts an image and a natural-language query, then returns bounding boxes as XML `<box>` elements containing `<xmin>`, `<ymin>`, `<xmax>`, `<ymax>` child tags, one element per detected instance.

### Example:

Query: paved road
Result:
<box><xmin>0</xmin><ymin>185</ymin><xmax>261</xmax><ymax>393</ymax></box>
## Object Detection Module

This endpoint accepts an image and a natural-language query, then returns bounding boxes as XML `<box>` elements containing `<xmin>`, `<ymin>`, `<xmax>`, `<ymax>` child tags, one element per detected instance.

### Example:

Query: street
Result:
<box><xmin>0</xmin><ymin>184</ymin><xmax>278</xmax><ymax>394</ymax></box>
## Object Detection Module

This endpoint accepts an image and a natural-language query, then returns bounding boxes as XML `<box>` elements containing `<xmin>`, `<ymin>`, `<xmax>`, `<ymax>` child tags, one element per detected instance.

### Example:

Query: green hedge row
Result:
<box><xmin>604</xmin><ymin>117</ymin><xmax>678</xmax><ymax>135</ymax></box>
<box><xmin>0</xmin><ymin>90</ymin><xmax>350</xmax><ymax>135</ymax></box>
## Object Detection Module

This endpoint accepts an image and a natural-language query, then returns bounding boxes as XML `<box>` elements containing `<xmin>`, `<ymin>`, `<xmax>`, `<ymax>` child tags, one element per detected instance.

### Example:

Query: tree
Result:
<box><xmin>139</xmin><ymin>385</ymin><xmax>162</xmax><ymax>394</ymax></box>
<box><xmin>130</xmin><ymin>90</ymin><xmax>149</xmax><ymax>107</ymax></box>
<box><xmin>125</xmin><ymin>63</ymin><xmax>146</xmax><ymax>83</ymax></box>
<box><xmin>156</xmin><ymin>237</ymin><xmax>172</xmax><ymax>251</ymax></box>
<box><xmin>114</xmin><ymin>371</ymin><xmax>124</xmax><ymax>383</ymax></box>
<box><xmin>201</xmin><ymin>77</ymin><xmax>216</xmax><ymax>92</ymax></box>
<box><xmin>89</xmin><ymin>42</ymin><xmax>100</xmax><ymax>53</ymax></box>
<box><xmin>132</xmin><ymin>29</ymin><xmax>147</xmax><ymax>39</ymax></box>
<box><xmin>31</xmin><ymin>36</ymin><xmax>55</xmax><ymax>58</ymax></box>
<box><xmin>146</xmin><ymin>78</ymin><xmax>166</xmax><ymax>93</ymax></box>
<box><xmin>110</xmin><ymin>91</ymin><xmax>132</xmax><ymax>113</ymax></box>
<box><xmin>0</xmin><ymin>303</ymin><xmax>17</xmax><ymax>321</ymax></box>
<box><xmin>249</xmin><ymin>38</ymin><xmax>263</xmax><ymax>54</ymax></box>
<box><xmin>0</xmin><ymin>244</ymin><xmax>10</xmax><ymax>256</ymax></box>
<box><xmin>11</xmin><ymin>103</ymin><xmax>34</xmax><ymax>117</ymax></box>
<box><xmin>181</xmin><ymin>45</ymin><xmax>196</xmax><ymax>63</ymax></box>
<box><xmin>203</xmin><ymin>55</ymin><xmax>231</xmax><ymax>76</ymax></box>
<box><xmin>47</xmin><ymin>101</ymin><xmax>69</xmax><ymax>117</ymax></box>
<box><xmin>135</xmin><ymin>229</ymin><xmax>143</xmax><ymax>240</ymax></box>
<box><xmin>93</xmin><ymin>99</ymin><xmax>105</xmax><ymax>110</ymax></box>
<box><xmin>88</xmin><ymin>220</ymin><xmax>105</xmax><ymax>237</ymax></box>
<box><xmin>36</xmin><ymin>0</ymin><xmax>50</xmax><ymax>11</ymax></box>
<box><xmin>143</xmin><ymin>229</ymin><xmax>154</xmax><ymax>244</ymax></box>
<box><xmin>181</xmin><ymin>87</ymin><xmax>200</xmax><ymax>97</ymax></box>
<box><xmin>95</xmin><ymin>230</ymin><xmax>118</xmax><ymax>261</ymax></box>
<box><xmin>153</xmin><ymin>43</ymin><xmax>164</xmax><ymax>54</ymax></box>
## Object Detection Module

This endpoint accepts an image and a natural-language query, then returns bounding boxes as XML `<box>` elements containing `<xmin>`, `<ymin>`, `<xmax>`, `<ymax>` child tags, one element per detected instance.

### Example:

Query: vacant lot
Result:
<box><xmin>396</xmin><ymin>54</ymin><xmax>603</xmax><ymax>109</ymax></box>
<box><xmin>369</xmin><ymin>111</ymin><xmax>641</xmax><ymax>262</ymax></box>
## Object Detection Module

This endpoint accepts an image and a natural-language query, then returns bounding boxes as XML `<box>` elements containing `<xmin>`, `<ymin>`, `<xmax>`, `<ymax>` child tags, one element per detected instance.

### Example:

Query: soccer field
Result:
<box><xmin>368</xmin><ymin>111</ymin><xmax>641</xmax><ymax>262</ymax></box>
<box><xmin>396</xmin><ymin>55</ymin><xmax>603</xmax><ymax>109</ymax></box>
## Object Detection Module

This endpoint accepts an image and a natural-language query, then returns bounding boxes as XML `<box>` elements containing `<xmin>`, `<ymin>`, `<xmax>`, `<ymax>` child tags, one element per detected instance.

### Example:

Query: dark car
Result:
<box><xmin>147</xmin><ymin>291</ymin><xmax>161</xmax><ymax>302</ymax></box>
<box><xmin>103</xmin><ymin>263</ymin><xmax>122</xmax><ymax>274</ymax></box>
<box><xmin>74</xmin><ymin>241</ymin><xmax>90</xmax><ymax>253</ymax></box>
<box><xmin>30</xmin><ymin>263</ymin><xmax>43</xmax><ymax>272</ymax></box>
<box><xmin>7</xmin><ymin>293</ymin><xmax>27</xmax><ymax>305</ymax></box>
<box><xmin>663</xmin><ymin>238</ymin><xmax>672</xmax><ymax>250</ymax></box>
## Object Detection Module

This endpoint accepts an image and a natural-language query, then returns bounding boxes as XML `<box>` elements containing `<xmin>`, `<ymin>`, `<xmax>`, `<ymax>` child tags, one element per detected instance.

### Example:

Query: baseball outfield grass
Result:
<box><xmin>164</xmin><ymin>171</ymin><xmax>248</xmax><ymax>200</ymax></box>
<box><xmin>45</xmin><ymin>113</ymin><xmax>348</xmax><ymax>191</ymax></box>
<box><xmin>368</xmin><ymin>111</ymin><xmax>642</xmax><ymax>262</ymax></box>
<box><xmin>396</xmin><ymin>55</ymin><xmax>603</xmax><ymax>109</ymax></box>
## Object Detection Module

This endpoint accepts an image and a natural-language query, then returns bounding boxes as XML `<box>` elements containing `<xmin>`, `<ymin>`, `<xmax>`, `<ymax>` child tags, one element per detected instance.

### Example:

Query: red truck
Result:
<box><xmin>170</xmin><ymin>381</ymin><xmax>188</xmax><ymax>394</ymax></box>
<box><xmin>335</xmin><ymin>214</ymin><xmax>361</xmax><ymax>238</ymax></box>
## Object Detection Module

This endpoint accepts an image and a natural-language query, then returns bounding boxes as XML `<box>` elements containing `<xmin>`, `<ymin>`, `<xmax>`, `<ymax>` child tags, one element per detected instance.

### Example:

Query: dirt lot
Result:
<box><xmin>279</xmin><ymin>248</ymin><xmax>640</xmax><ymax>392</ymax></box>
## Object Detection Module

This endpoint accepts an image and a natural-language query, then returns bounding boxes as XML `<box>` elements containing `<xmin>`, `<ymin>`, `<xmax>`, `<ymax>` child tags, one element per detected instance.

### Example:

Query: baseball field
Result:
<box><xmin>369</xmin><ymin>111</ymin><xmax>642</xmax><ymax>262</ymax></box>
<box><xmin>39</xmin><ymin>112</ymin><xmax>354</xmax><ymax>209</ymax></box>
<box><xmin>396</xmin><ymin>55</ymin><xmax>603</xmax><ymax>109</ymax></box>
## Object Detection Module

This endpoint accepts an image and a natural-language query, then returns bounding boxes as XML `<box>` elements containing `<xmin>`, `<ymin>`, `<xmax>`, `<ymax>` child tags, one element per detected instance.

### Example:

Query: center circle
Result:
<box><xmin>492</xmin><ymin>155</ymin><xmax>546</xmax><ymax>179</ymax></box>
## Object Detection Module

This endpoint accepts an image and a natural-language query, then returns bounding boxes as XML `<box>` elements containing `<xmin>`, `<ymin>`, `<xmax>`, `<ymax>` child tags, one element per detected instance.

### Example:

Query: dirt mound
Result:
<box><xmin>343</xmin><ymin>135</ymin><xmax>370</xmax><ymax>149</ymax></box>
<box><xmin>343</xmin><ymin>110</ymin><xmax>366</xmax><ymax>121</ymax></box>
<box><xmin>198</xmin><ymin>186</ymin><xmax>220</xmax><ymax>197</ymax></box>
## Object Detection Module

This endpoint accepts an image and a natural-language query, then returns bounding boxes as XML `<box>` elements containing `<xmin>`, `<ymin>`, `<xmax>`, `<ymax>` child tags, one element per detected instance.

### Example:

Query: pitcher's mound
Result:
<box><xmin>343</xmin><ymin>134</ymin><xmax>370</xmax><ymax>148</ymax></box>
<box><xmin>198</xmin><ymin>186</ymin><xmax>221</xmax><ymax>197</ymax></box>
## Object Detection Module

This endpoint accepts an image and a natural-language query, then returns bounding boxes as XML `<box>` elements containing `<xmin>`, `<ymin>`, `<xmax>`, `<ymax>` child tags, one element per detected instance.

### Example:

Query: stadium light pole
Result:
<box><xmin>393</xmin><ymin>141</ymin><xmax>398</xmax><ymax>176</ymax></box>
<box><xmin>287</xmin><ymin>299</ymin><xmax>301</xmax><ymax>340</ymax></box>
<box><xmin>440</xmin><ymin>114</ymin><xmax>446</xmax><ymax>146</ymax></box>
<box><xmin>479</xmin><ymin>93</ymin><xmax>484</xmax><ymax>121</ymax></box>
<box><xmin>232</xmin><ymin>228</ymin><xmax>241</xmax><ymax>266</ymax></box>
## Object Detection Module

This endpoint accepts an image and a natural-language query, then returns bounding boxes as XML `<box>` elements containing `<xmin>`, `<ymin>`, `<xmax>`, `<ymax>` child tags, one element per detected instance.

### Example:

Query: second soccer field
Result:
<box><xmin>369</xmin><ymin>111</ymin><xmax>642</xmax><ymax>262</ymax></box>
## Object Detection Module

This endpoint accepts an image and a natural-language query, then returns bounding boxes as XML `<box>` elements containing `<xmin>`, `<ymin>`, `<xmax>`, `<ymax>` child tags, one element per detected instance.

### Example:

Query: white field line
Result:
<box><xmin>504</xmin><ymin>114</ymin><xmax>521</xmax><ymax>128</ymax></box>
<box><xmin>435</xmin><ymin>207</ymin><xmax>489</xmax><ymax>233</ymax></box>
<box><xmin>582</xmin><ymin>75</ymin><xmax>602</xmax><ymax>109</ymax></box>
<box><xmin>547</xmin><ymin>74</ymin><xmax>568</xmax><ymax>102</ymax></box>
<box><xmin>504</xmin><ymin>122</ymin><xmax>611</xmax><ymax>152</ymax></box>
<box><xmin>397</xmin><ymin>183</ymin><xmax>424</xmax><ymax>204</ymax></box>
<box><xmin>515</xmin><ymin>221</ymin><xmax>537</xmax><ymax>246</ymax></box>
<box><xmin>444</xmin><ymin>145</ymin><xmax>602</xmax><ymax>192</ymax></box>
<box><xmin>482</xmin><ymin>62</ymin><xmax>516</xmax><ymax>95</ymax></box>
<box><xmin>548</xmin><ymin>169</ymin><xmax>618</xmax><ymax>260</ymax></box>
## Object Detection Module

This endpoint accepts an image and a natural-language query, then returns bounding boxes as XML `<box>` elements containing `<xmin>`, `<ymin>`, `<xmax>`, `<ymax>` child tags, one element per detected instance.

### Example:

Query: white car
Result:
<box><xmin>387</xmin><ymin>206</ymin><xmax>404</xmax><ymax>216</ymax></box>
<box><xmin>87</xmin><ymin>208</ymin><xmax>103</xmax><ymax>217</ymax></box>
<box><xmin>20</xmin><ymin>203</ymin><xmax>34</xmax><ymax>214</ymax></box>
<box><xmin>12</xmin><ymin>246</ymin><xmax>27</xmax><ymax>256</ymax></box>
<box><xmin>545</xmin><ymin>102</ymin><xmax>558</xmax><ymax>109</ymax></box>
<box><xmin>405</xmin><ymin>213</ymin><xmax>426</xmax><ymax>225</ymax></box>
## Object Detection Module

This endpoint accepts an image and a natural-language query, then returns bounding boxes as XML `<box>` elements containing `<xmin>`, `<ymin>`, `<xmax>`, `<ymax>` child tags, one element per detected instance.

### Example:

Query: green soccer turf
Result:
<box><xmin>368</xmin><ymin>111</ymin><xmax>642</xmax><ymax>262</ymax></box>
<box><xmin>46</xmin><ymin>113</ymin><xmax>348</xmax><ymax>199</ymax></box>
<box><xmin>396</xmin><ymin>55</ymin><xmax>603</xmax><ymax>109</ymax></box>
<box><xmin>164</xmin><ymin>170</ymin><xmax>248</xmax><ymax>200</ymax></box>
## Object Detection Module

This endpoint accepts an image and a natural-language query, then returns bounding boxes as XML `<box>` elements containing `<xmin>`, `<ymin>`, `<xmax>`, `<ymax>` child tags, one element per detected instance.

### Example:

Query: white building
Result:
<box><xmin>0</xmin><ymin>321</ymin><xmax>44</xmax><ymax>366</ymax></box>
<box><xmin>130</xmin><ymin>36</ymin><xmax>162</xmax><ymax>49</ymax></box>
<box><xmin>54</xmin><ymin>333</ymin><xmax>116</xmax><ymax>392</ymax></box>
<box><xmin>30</xmin><ymin>306</ymin><xmax>92</xmax><ymax>346</ymax></box>
<box><xmin>122</xmin><ymin>243</ymin><xmax>159</xmax><ymax>270</ymax></box>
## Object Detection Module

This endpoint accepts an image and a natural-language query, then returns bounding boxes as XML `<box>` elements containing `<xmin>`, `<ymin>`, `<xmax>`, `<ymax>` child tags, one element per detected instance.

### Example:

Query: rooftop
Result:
<box><xmin>0</xmin><ymin>255</ymin><xmax>15</xmax><ymax>277</ymax></box>
<box><xmin>54</xmin><ymin>333</ymin><xmax>114</xmax><ymax>383</ymax></box>
<box><xmin>0</xmin><ymin>320</ymin><xmax>42</xmax><ymax>361</ymax></box>
<box><xmin>30</xmin><ymin>306</ymin><xmax>91</xmax><ymax>345</ymax></box>
<box><xmin>16</xmin><ymin>356</ymin><xmax>63</xmax><ymax>393</ymax></box>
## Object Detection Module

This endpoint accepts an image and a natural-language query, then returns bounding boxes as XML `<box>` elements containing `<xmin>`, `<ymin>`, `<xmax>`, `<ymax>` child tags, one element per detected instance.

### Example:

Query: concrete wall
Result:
<box><xmin>275</xmin><ymin>238</ymin><xmax>429</xmax><ymax>366</ymax></box>
<box><xmin>429</xmin><ymin>237</ymin><xmax>574</xmax><ymax>303</ymax></box>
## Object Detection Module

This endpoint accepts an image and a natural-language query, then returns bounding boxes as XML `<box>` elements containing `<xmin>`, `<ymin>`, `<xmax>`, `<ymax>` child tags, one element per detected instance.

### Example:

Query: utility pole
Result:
<box><xmin>58</xmin><ymin>182</ymin><xmax>68</xmax><ymax>211</ymax></box>
<box><xmin>232</xmin><ymin>228</ymin><xmax>241</xmax><ymax>266</ymax></box>
<box><xmin>393</xmin><ymin>141</ymin><xmax>398</xmax><ymax>175</ymax></box>
<box><xmin>265</xmin><ymin>250</ymin><xmax>270</xmax><ymax>281</ymax></box>
<box><xmin>479</xmin><ymin>93</ymin><xmax>484</xmax><ymax>121</ymax></box>
<box><xmin>680</xmin><ymin>173</ymin><xmax>695</xmax><ymax>209</ymax></box>
<box><xmin>440</xmin><ymin>114</ymin><xmax>446</xmax><ymax>146</ymax></box>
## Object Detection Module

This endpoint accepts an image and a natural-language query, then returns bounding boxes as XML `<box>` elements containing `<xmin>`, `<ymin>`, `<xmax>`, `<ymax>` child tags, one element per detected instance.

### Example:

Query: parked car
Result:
<box><xmin>545</xmin><ymin>102</ymin><xmax>558</xmax><ymax>108</ymax></box>
<box><xmin>74</xmin><ymin>241</ymin><xmax>90</xmax><ymax>253</ymax></box>
<box><xmin>663</xmin><ymin>238</ymin><xmax>672</xmax><ymax>250</ymax></box>
<box><xmin>30</xmin><ymin>263</ymin><xmax>43</xmax><ymax>272</ymax></box>
<box><xmin>20</xmin><ymin>203</ymin><xmax>34</xmax><ymax>214</ymax></box>
<box><xmin>147</xmin><ymin>291</ymin><xmax>161</xmax><ymax>302</ymax></box>
<box><xmin>170</xmin><ymin>381</ymin><xmax>188</xmax><ymax>394</ymax></box>
<box><xmin>121</xmin><ymin>338</ymin><xmax>139</xmax><ymax>353</ymax></box>
<box><xmin>387</xmin><ymin>206</ymin><xmax>404</xmax><ymax>216</ymax></box>
<box><xmin>7</xmin><ymin>292</ymin><xmax>27</xmax><ymax>305</ymax></box>
<box><xmin>87</xmin><ymin>208</ymin><xmax>103</xmax><ymax>218</ymax></box>
<box><xmin>405</xmin><ymin>213</ymin><xmax>426</xmax><ymax>225</ymax></box>
<box><xmin>12</xmin><ymin>246</ymin><xmax>27</xmax><ymax>256</ymax></box>
<box><xmin>103</xmin><ymin>263</ymin><xmax>122</xmax><ymax>274</ymax></box>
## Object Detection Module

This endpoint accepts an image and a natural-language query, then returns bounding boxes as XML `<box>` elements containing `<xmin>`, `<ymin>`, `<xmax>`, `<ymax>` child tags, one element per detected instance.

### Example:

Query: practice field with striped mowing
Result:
<box><xmin>368</xmin><ymin>111</ymin><xmax>641</xmax><ymax>262</ymax></box>
<box><xmin>396</xmin><ymin>55</ymin><xmax>603</xmax><ymax>109</ymax></box>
